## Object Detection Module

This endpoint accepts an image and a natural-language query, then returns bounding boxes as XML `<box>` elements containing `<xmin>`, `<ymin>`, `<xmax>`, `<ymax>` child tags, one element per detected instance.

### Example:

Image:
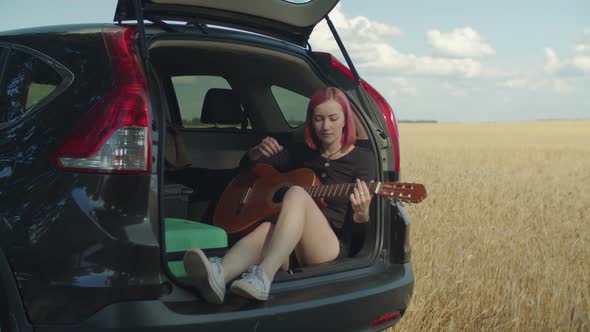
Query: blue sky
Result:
<box><xmin>1</xmin><ymin>0</ymin><xmax>588</xmax><ymax>122</ymax></box>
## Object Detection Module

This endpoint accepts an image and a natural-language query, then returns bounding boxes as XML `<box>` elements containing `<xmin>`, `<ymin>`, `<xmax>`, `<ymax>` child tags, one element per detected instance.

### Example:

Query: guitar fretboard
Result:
<box><xmin>303</xmin><ymin>182</ymin><xmax>379</xmax><ymax>199</ymax></box>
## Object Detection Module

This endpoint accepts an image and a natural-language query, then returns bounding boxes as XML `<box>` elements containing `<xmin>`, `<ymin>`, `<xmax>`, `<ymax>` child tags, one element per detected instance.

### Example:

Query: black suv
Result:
<box><xmin>0</xmin><ymin>1</ymin><xmax>413</xmax><ymax>331</ymax></box>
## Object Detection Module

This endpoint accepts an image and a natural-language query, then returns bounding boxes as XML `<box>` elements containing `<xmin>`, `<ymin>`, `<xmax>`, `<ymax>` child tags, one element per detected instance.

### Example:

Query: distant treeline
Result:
<box><xmin>398</xmin><ymin>120</ymin><xmax>438</xmax><ymax>123</ymax></box>
<box><xmin>182</xmin><ymin>117</ymin><xmax>438</xmax><ymax>127</ymax></box>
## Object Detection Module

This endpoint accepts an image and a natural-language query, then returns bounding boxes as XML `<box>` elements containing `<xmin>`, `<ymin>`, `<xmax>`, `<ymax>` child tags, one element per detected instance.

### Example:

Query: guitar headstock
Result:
<box><xmin>376</xmin><ymin>182</ymin><xmax>427</xmax><ymax>204</ymax></box>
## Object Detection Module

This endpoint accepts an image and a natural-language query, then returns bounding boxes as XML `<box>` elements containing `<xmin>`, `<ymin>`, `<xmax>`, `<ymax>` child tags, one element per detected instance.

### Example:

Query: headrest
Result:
<box><xmin>200</xmin><ymin>88</ymin><xmax>244</xmax><ymax>125</ymax></box>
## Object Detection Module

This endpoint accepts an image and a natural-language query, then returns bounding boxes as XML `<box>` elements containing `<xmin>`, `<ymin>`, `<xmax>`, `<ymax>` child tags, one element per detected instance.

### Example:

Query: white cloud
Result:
<box><xmin>309</xmin><ymin>5</ymin><xmax>486</xmax><ymax>78</ymax></box>
<box><xmin>553</xmin><ymin>79</ymin><xmax>573</xmax><ymax>93</ymax></box>
<box><xmin>443</xmin><ymin>82</ymin><xmax>468</xmax><ymax>97</ymax></box>
<box><xmin>390</xmin><ymin>77</ymin><xmax>417</xmax><ymax>96</ymax></box>
<box><xmin>544</xmin><ymin>48</ymin><xmax>562</xmax><ymax>74</ymax></box>
<box><xmin>427</xmin><ymin>27</ymin><xmax>495</xmax><ymax>57</ymax></box>
<box><xmin>500</xmin><ymin>78</ymin><xmax>529</xmax><ymax>89</ymax></box>
<box><xmin>575</xmin><ymin>44</ymin><xmax>589</xmax><ymax>53</ymax></box>
<box><xmin>349</xmin><ymin>44</ymin><xmax>484</xmax><ymax>77</ymax></box>
<box><xmin>349</xmin><ymin>16</ymin><xmax>401</xmax><ymax>41</ymax></box>
<box><xmin>573</xmin><ymin>56</ymin><xmax>590</xmax><ymax>72</ymax></box>
<box><xmin>572</xmin><ymin>29</ymin><xmax>590</xmax><ymax>72</ymax></box>
<box><xmin>574</xmin><ymin>28</ymin><xmax>590</xmax><ymax>53</ymax></box>
<box><xmin>309</xmin><ymin>4</ymin><xmax>400</xmax><ymax>54</ymax></box>
<box><xmin>545</xmin><ymin>29</ymin><xmax>590</xmax><ymax>75</ymax></box>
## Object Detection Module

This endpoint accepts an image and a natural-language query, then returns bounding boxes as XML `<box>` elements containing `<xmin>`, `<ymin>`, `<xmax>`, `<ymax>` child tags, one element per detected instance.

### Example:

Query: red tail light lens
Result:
<box><xmin>54</xmin><ymin>26</ymin><xmax>151</xmax><ymax>174</ymax></box>
<box><xmin>316</xmin><ymin>51</ymin><xmax>356</xmax><ymax>81</ymax></box>
<box><xmin>360</xmin><ymin>80</ymin><xmax>400</xmax><ymax>173</ymax></box>
<box><xmin>372</xmin><ymin>310</ymin><xmax>401</xmax><ymax>328</ymax></box>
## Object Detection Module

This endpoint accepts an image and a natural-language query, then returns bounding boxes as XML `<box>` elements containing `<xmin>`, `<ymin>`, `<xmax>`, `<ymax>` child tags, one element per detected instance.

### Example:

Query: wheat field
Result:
<box><xmin>389</xmin><ymin>121</ymin><xmax>590</xmax><ymax>331</ymax></box>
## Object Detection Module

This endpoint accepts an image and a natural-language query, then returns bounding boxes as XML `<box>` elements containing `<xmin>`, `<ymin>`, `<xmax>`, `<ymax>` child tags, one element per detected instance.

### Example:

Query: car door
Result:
<box><xmin>113</xmin><ymin>0</ymin><xmax>394</xmax><ymax>135</ymax></box>
<box><xmin>0</xmin><ymin>46</ymin><xmax>18</xmax><ymax>247</ymax></box>
<box><xmin>113</xmin><ymin>0</ymin><xmax>392</xmax><ymax>151</ymax></box>
<box><xmin>114</xmin><ymin>0</ymin><xmax>339</xmax><ymax>47</ymax></box>
<box><xmin>0</xmin><ymin>43</ymin><xmax>73</xmax><ymax>250</ymax></box>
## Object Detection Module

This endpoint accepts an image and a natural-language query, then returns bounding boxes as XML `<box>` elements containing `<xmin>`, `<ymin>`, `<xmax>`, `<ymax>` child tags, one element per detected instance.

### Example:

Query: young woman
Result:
<box><xmin>183</xmin><ymin>87</ymin><xmax>376</xmax><ymax>304</ymax></box>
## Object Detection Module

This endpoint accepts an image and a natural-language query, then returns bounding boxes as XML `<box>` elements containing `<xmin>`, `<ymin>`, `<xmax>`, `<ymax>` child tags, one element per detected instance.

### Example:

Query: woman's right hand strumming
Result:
<box><xmin>248</xmin><ymin>136</ymin><xmax>284</xmax><ymax>160</ymax></box>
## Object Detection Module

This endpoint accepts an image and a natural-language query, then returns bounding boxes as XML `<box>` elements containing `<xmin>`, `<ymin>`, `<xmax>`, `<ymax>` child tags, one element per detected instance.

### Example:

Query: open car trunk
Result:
<box><xmin>115</xmin><ymin>0</ymin><xmax>339</xmax><ymax>46</ymax></box>
<box><xmin>146</xmin><ymin>31</ymin><xmax>383</xmax><ymax>309</ymax></box>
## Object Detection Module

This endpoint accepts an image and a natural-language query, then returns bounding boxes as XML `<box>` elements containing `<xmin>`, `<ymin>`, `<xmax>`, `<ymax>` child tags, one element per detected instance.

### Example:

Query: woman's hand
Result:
<box><xmin>249</xmin><ymin>136</ymin><xmax>283</xmax><ymax>160</ymax></box>
<box><xmin>350</xmin><ymin>179</ymin><xmax>373</xmax><ymax>223</ymax></box>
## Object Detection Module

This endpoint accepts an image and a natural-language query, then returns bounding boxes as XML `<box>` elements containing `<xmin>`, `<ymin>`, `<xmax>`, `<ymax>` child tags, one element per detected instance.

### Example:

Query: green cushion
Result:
<box><xmin>165</xmin><ymin>218</ymin><xmax>228</xmax><ymax>278</ymax></box>
<box><xmin>168</xmin><ymin>261</ymin><xmax>188</xmax><ymax>279</ymax></box>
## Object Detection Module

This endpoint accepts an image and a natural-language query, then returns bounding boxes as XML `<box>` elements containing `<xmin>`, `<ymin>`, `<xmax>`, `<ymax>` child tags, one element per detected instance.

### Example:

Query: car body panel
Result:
<box><xmin>0</xmin><ymin>23</ymin><xmax>413</xmax><ymax>330</ymax></box>
<box><xmin>0</xmin><ymin>28</ymin><xmax>163</xmax><ymax>324</ymax></box>
<box><xmin>34</xmin><ymin>263</ymin><xmax>413</xmax><ymax>332</ymax></box>
<box><xmin>114</xmin><ymin>0</ymin><xmax>339</xmax><ymax>46</ymax></box>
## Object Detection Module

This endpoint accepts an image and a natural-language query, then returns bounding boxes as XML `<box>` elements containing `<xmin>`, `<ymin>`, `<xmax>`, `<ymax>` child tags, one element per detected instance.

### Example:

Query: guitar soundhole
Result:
<box><xmin>272</xmin><ymin>186</ymin><xmax>290</xmax><ymax>203</ymax></box>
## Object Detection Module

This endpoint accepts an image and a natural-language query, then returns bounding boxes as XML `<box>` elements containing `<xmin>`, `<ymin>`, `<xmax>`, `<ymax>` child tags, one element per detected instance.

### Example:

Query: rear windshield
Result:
<box><xmin>172</xmin><ymin>75</ymin><xmax>251</xmax><ymax>130</ymax></box>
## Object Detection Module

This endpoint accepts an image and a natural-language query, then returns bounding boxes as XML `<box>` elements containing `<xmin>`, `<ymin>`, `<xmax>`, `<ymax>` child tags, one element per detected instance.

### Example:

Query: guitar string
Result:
<box><xmin>307</xmin><ymin>182</ymin><xmax>384</xmax><ymax>199</ymax></box>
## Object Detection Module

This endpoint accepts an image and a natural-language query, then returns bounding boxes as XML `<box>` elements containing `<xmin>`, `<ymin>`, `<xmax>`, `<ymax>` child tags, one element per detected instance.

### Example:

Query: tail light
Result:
<box><xmin>317</xmin><ymin>52</ymin><xmax>400</xmax><ymax>173</ymax></box>
<box><xmin>54</xmin><ymin>26</ymin><xmax>151</xmax><ymax>174</ymax></box>
<box><xmin>360</xmin><ymin>80</ymin><xmax>400</xmax><ymax>173</ymax></box>
<box><xmin>372</xmin><ymin>310</ymin><xmax>401</xmax><ymax>328</ymax></box>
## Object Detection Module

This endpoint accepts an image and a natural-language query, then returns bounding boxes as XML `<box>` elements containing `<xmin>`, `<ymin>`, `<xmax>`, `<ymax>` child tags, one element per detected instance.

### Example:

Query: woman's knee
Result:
<box><xmin>246</xmin><ymin>221</ymin><xmax>273</xmax><ymax>243</ymax></box>
<box><xmin>254</xmin><ymin>221</ymin><xmax>273</xmax><ymax>235</ymax></box>
<box><xmin>283</xmin><ymin>185</ymin><xmax>310</xmax><ymax>203</ymax></box>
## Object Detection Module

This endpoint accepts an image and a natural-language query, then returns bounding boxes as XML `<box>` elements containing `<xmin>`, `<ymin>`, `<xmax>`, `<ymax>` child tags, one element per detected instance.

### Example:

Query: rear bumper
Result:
<box><xmin>34</xmin><ymin>263</ymin><xmax>413</xmax><ymax>332</ymax></box>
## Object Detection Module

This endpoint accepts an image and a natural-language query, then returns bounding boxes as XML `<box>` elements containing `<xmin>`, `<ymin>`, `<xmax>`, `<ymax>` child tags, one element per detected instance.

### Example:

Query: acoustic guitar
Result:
<box><xmin>213</xmin><ymin>163</ymin><xmax>427</xmax><ymax>235</ymax></box>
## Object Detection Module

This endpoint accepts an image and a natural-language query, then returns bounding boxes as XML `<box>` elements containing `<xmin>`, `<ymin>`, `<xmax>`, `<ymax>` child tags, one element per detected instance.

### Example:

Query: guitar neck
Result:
<box><xmin>303</xmin><ymin>182</ymin><xmax>380</xmax><ymax>200</ymax></box>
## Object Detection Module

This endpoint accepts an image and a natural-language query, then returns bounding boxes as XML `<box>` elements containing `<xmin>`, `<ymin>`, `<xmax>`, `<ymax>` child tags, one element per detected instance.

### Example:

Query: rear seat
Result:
<box><xmin>166</xmin><ymin>88</ymin><xmax>257</xmax><ymax>222</ymax></box>
<box><xmin>162</xmin><ymin>88</ymin><xmax>252</xmax><ymax>277</ymax></box>
<box><xmin>162</xmin><ymin>88</ymin><xmax>375</xmax><ymax>275</ymax></box>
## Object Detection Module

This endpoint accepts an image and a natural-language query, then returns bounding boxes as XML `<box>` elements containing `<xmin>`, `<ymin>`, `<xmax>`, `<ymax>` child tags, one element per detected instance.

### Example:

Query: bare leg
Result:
<box><xmin>221</xmin><ymin>222</ymin><xmax>288</xmax><ymax>283</ymax></box>
<box><xmin>259</xmin><ymin>186</ymin><xmax>340</xmax><ymax>281</ymax></box>
<box><xmin>185</xmin><ymin>187</ymin><xmax>340</xmax><ymax>302</ymax></box>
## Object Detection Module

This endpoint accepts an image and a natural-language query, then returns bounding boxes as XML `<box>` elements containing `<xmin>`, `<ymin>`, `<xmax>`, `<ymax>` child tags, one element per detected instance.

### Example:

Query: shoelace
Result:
<box><xmin>240</xmin><ymin>265</ymin><xmax>265</xmax><ymax>286</ymax></box>
<box><xmin>209</xmin><ymin>257</ymin><xmax>222</xmax><ymax>264</ymax></box>
<box><xmin>209</xmin><ymin>257</ymin><xmax>223</xmax><ymax>275</ymax></box>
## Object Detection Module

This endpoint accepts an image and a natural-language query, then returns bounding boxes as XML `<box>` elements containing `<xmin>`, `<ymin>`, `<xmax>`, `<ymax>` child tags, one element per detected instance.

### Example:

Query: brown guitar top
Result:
<box><xmin>213</xmin><ymin>163</ymin><xmax>426</xmax><ymax>235</ymax></box>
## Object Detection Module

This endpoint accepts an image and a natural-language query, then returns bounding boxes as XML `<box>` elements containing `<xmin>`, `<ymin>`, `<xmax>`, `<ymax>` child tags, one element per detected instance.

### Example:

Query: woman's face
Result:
<box><xmin>312</xmin><ymin>99</ymin><xmax>346</xmax><ymax>149</ymax></box>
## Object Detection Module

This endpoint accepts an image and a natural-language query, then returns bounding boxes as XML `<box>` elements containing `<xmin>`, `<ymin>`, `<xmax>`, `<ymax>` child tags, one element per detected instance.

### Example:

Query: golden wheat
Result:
<box><xmin>389</xmin><ymin>121</ymin><xmax>590</xmax><ymax>332</ymax></box>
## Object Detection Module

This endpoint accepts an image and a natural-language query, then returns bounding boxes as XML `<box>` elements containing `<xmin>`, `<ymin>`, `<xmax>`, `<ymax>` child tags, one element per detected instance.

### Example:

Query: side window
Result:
<box><xmin>271</xmin><ymin>86</ymin><xmax>309</xmax><ymax>128</ymax></box>
<box><xmin>0</xmin><ymin>47</ymin><xmax>63</xmax><ymax>124</ymax></box>
<box><xmin>172</xmin><ymin>75</ymin><xmax>250</xmax><ymax>129</ymax></box>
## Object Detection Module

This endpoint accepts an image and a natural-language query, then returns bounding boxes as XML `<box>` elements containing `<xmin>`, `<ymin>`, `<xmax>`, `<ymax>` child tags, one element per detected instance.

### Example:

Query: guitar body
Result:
<box><xmin>213</xmin><ymin>164</ymin><xmax>323</xmax><ymax>235</ymax></box>
<box><xmin>213</xmin><ymin>163</ymin><xmax>427</xmax><ymax>236</ymax></box>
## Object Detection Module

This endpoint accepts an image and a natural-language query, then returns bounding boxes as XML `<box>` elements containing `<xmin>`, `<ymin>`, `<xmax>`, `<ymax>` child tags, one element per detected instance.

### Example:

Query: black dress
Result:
<box><xmin>239</xmin><ymin>143</ymin><xmax>376</xmax><ymax>259</ymax></box>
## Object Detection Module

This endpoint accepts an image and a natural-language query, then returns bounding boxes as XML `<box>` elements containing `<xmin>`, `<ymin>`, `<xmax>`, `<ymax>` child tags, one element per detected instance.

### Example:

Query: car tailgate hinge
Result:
<box><xmin>376</xmin><ymin>128</ymin><xmax>389</xmax><ymax>149</ymax></box>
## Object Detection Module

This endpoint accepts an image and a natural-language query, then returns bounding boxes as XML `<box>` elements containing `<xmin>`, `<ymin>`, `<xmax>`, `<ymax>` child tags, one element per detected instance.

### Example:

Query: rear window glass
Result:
<box><xmin>172</xmin><ymin>75</ymin><xmax>251</xmax><ymax>129</ymax></box>
<box><xmin>0</xmin><ymin>48</ymin><xmax>62</xmax><ymax>124</ymax></box>
<box><xmin>271</xmin><ymin>85</ymin><xmax>309</xmax><ymax>127</ymax></box>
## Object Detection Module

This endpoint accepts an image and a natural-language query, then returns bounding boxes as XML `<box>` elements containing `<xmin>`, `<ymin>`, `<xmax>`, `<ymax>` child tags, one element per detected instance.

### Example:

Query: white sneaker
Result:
<box><xmin>183</xmin><ymin>248</ymin><xmax>225</xmax><ymax>304</ymax></box>
<box><xmin>230</xmin><ymin>265</ymin><xmax>271</xmax><ymax>301</ymax></box>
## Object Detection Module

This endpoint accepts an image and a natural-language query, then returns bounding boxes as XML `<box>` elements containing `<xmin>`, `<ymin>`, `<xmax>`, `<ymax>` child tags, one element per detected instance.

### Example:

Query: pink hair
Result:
<box><xmin>304</xmin><ymin>87</ymin><xmax>357</xmax><ymax>151</ymax></box>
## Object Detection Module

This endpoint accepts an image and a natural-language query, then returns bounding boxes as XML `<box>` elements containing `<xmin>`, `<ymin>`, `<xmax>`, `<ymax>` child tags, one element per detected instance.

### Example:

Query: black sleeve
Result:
<box><xmin>353</xmin><ymin>149</ymin><xmax>377</xmax><ymax>183</ymax></box>
<box><xmin>239</xmin><ymin>147</ymin><xmax>294</xmax><ymax>173</ymax></box>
